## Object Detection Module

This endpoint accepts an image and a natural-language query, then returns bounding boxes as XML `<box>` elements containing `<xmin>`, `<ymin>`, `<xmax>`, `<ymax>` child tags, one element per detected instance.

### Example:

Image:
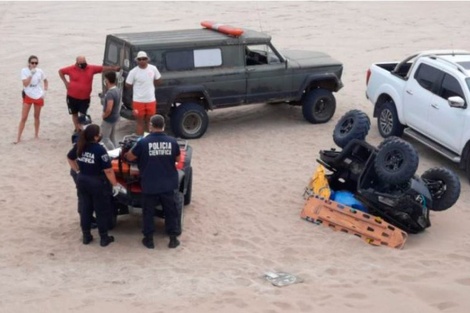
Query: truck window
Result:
<box><xmin>165</xmin><ymin>48</ymin><xmax>222</xmax><ymax>71</ymax></box>
<box><xmin>107</xmin><ymin>41</ymin><xmax>119</xmax><ymax>64</ymax></box>
<box><xmin>245</xmin><ymin>44</ymin><xmax>280</xmax><ymax>66</ymax></box>
<box><xmin>414</xmin><ymin>63</ymin><xmax>443</xmax><ymax>94</ymax></box>
<box><xmin>439</xmin><ymin>74</ymin><xmax>464</xmax><ymax>100</ymax></box>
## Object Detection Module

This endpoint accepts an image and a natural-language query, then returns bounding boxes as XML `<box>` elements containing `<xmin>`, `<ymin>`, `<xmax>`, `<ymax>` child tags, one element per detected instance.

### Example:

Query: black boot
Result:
<box><xmin>168</xmin><ymin>235</ymin><xmax>180</xmax><ymax>249</ymax></box>
<box><xmin>82</xmin><ymin>232</ymin><xmax>93</xmax><ymax>245</ymax></box>
<box><xmin>100</xmin><ymin>235</ymin><xmax>115</xmax><ymax>247</ymax></box>
<box><xmin>142</xmin><ymin>236</ymin><xmax>154</xmax><ymax>249</ymax></box>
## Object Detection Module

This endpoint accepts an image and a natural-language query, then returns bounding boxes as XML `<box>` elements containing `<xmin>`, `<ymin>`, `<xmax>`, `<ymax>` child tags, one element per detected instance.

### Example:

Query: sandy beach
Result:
<box><xmin>1</xmin><ymin>1</ymin><xmax>470</xmax><ymax>312</ymax></box>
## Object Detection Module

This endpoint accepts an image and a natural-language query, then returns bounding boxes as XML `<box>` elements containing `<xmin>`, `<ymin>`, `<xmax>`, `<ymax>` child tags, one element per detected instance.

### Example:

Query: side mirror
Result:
<box><xmin>448</xmin><ymin>96</ymin><xmax>466</xmax><ymax>108</ymax></box>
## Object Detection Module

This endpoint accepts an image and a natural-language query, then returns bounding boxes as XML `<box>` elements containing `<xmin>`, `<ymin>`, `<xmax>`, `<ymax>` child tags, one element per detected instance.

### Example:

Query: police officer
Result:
<box><xmin>67</xmin><ymin>124</ymin><xmax>120</xmax><ymax>247</ymax></box>
<box><xmin>125</xmin><ymin>114</ymin><xmax>181</xmax><ymax>249</ymax></box>
<box><xmin>69</xmin><ymin>114</ymin><xmax>97</xmax><ymax>229</ymax></box>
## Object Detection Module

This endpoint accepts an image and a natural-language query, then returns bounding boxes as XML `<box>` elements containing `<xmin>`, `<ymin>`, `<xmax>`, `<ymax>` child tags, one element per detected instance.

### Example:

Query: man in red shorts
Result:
<box><xmin>59</xmin><ymin>56</ymin><xmax>120</xmax><ymax>132</ymax></box>
<box><xmin>125</xmin><ymin>51</ymin><xmax>162</xmax><ymax>135</ymax></box>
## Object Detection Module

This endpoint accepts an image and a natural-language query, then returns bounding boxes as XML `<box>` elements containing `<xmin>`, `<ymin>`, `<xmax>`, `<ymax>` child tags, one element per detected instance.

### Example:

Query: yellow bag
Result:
<box><xmin>307</xmin><ymin>164</ymin><xmax>331</xmax><ymax>198</ymax></box>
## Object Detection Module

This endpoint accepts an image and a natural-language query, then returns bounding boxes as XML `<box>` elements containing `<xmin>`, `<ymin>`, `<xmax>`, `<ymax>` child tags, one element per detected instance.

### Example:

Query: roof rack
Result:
<box><xmin>428</xmin><ymin>54</ymin><xmax>468</xmax><ymax>75</ymax></box>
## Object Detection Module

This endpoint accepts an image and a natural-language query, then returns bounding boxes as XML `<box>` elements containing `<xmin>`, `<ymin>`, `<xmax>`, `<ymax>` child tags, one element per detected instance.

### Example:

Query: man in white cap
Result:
<box><xmin>125</xmin><ymin>51</ymin><xmax>162</xmax><ymax>135</ymax></box>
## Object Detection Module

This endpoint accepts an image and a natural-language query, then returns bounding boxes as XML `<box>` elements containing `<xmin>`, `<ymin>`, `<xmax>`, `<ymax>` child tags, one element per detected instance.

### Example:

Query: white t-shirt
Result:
<box><xmin>125</xmin><ymin>64</ymin><xmax>162</xmax><ymax>102</ymax></box>
<box><xmin>21</xmin><ymin>68</ymin><xmax>46</xmax><ymax>99</ymax></box>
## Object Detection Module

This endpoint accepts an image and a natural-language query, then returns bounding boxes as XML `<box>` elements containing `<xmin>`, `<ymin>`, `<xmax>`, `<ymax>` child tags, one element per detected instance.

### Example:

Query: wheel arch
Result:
<box><xmin>169</xmin><ymin>86</ymin><xmax>213</xmax><ymax>111</ymax></box>
<box><xmin>459</xmin><ymin>140</ymin><xmax>470</xmax><ymax>170</ymax></box>
<box><xmin>371</xmin><ymin>86</ymin><xmax>402</xmax><ymax>122</ymax></box>
<box><xmin>298</xmin><ymin>73</ymin><xmax>343</xmax><ymax>99</ymax></box>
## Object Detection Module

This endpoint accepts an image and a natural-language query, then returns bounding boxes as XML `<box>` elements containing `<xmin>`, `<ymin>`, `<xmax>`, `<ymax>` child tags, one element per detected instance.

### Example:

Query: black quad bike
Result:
<box><xmin>109</xmin><ymin>135</ymin><xmax>193</xmax><ymax>233</ymax></box>
<box><xmin>317</xmin><ymin>110</ymin><xmax>461</xmax><ymax>234</ymax></box>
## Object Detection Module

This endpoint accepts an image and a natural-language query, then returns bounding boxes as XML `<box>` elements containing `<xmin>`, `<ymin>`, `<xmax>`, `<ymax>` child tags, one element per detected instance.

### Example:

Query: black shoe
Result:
<box><xmin>82</xmin><ymin>233</ymin><xmax>93</xmax><ymax>245</ymax></box>
<box><xmin>100</xmin><ymin>235</ymin><xmax>115</xmax><ymax>247</ymax></box>
<box><xmin>168</xmin><ymin>236</ymin><xmax>180</xmax><ymax>249</ymax></box>
<box><xmin>142</xmin><ymin>236</ymin><xmax>154</xmax><ymax>249</ymax></box>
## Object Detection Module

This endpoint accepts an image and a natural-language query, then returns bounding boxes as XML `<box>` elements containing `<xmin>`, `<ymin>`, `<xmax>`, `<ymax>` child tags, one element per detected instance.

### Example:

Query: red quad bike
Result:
<box><xmin>109</xmin><ymin>135</ymin><xmax>193</xmax><ymax>233</ymax></box>
<box><xmin>317</xmin><ymin>109</ymin><xmax>461</xmax><ymax>234</ymax></box>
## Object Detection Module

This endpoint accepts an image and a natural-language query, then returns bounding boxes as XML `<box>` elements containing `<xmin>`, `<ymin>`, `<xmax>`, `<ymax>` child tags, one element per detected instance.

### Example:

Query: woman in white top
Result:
<box><xmin>15</xmin><ymin>55</ymin><xmax>48</xmax><ymax>144</ymax></box>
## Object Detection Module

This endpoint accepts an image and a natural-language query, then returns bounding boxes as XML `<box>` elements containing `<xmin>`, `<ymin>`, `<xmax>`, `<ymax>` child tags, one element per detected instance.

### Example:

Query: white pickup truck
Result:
<box><xmin>366</xmin><ymin>50</ymin><xmax>470</xmax><ymax>182</ymax></box>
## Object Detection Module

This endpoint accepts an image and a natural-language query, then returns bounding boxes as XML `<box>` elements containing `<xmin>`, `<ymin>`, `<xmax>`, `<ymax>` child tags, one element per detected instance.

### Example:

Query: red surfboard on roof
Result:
<box><xmin>200</xmin><ymin>21</ymin><xmax>244</xmax><ymax>37</ymax></box>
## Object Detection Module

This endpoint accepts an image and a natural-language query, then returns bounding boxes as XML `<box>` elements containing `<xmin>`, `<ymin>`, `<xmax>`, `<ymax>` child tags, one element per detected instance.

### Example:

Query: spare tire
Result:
<box><xmin>421</xmin><ymin>167</ymin><xmax>460</xmax><ymax>211</ymax></box>
<box><xmin>374</xmin><ymin>138</ymin><xmax>419</xmax><ymax>184</ymax></box>
<box><xmin>333</xmin><ymin>109</ymin><xmax>371</xmax><ymax>148</ymax></box>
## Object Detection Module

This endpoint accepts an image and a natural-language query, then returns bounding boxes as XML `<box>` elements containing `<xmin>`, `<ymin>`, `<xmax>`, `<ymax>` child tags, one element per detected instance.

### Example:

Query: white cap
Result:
<box><xmin>135</xmin><ymin>51</ymin><xmax>149</xmax><ymax>61</ymax></box>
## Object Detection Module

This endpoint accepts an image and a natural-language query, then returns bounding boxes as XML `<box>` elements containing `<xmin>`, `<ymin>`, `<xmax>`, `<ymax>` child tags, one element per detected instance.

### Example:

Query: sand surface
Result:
<box><xmin>1</xmin><ymin>1</ymin><xmax>470</xmax><ymax>312</ymax></box>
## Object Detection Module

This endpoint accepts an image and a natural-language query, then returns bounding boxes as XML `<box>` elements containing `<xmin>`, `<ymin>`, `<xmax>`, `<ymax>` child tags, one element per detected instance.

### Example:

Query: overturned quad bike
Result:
<box><xmin>108</xmin><ymin>135</ymin><xmax>193</xmax><ymax>232</ymax></box>
<box><xmin>316</xmin><ymin>109</ymin><xmax>461</xmax><ymax>234</ymax></box>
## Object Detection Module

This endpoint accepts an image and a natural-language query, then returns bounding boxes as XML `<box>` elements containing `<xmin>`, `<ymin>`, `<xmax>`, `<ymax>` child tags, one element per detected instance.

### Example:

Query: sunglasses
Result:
<box><xmin>30</xmin><ymin>62</ymin><xmax>38</xmax><ymax>65</ymax></box>
<box><xmin>137</xmin><ymin>58</ymin><xmax>148</xmax><ymax>61</ymax></box>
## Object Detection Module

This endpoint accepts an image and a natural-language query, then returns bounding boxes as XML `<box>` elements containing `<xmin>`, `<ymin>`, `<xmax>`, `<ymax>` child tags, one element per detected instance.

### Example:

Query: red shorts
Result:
<box><xmin>23</xmin><ymin>95</ymin><xmax>44</xmax><ymax>106</ymax></box>
<box><xmin>133</xmin><ymin>101</ymin><xmax>157</xmax><ymax>118</ymax></box>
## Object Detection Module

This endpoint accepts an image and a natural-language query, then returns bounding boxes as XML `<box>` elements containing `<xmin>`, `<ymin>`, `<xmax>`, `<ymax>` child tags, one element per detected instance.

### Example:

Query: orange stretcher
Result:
<box><xmin>301</xmin><ymin>195</ymin><xmax>408</xmax><ymax>249</ymax></box>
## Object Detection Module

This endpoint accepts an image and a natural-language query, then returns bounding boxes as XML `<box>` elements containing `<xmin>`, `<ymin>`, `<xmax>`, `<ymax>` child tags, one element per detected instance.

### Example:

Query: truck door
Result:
<box><xmin>160</xmin><ymin>47</ymin><xmax>247</xmax><ymax>108</ymax></box>
<box><xmin>244</xmin><ymin>44</ymin><xmax>290</xmax><ymax>103</ymax></box>
<box><xmin>103</xmin><ymin>38</ymin><xmax>131</xmax><ymax>107</ymax></box>
<box><xmin>426</xmin><ymin>73</ymin><xmax>467</xmax><ymax>152</ymax></box>
<box><xmin>403</xmin><ymin>63</ymin><xmax>443</xmax><ymax>134</ymax></box>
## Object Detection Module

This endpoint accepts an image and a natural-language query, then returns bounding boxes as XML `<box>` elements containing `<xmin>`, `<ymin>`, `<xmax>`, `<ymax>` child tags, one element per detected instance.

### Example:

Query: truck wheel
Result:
<box><xmin>302</xmin><ymin>89</ymin><xmax>336</xmax><ymax>124</ymax></box>
<box><xmin>421</xmin><ymin>167</ymin><xmax>460</xmax><ymax>211</ymax></box>
<box><xmin>377</xmin><ymin>101</ymin><xmax>404</xmax><ymax>138</ymax></box>
<box><xmin>184</xmin><ymin>167</ymin><xmax>193</xmax><ymax>205</ymax></box>
<box><xmin>374</xmin><ymin>138</ymin><xmax>419</xmax><ymax>184</ymax></box>
<box><xmin>333</xmin><ymin>109</ymin><xmax>370</xmax><ymax>148</ymax></box>
<box><xmin>171</xmin><ymin>103</ymin><xmax>209</xmax><ymax>139</ymax></box>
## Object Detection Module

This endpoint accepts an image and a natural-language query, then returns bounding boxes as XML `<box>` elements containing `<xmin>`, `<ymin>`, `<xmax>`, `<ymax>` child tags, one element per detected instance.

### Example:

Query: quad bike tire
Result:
<box><xmin>184</xmin><ymin>167</ymin><xmax>193</xmax><ymax>205</ymax></box>
<box><xmin>374</xmin><ymin>137</ymin><xmax>419</xmax><ymax>185</ymax></box>
<box><xmin>175</xmin><ymin>191</ymin><xmax>184</xmax><ymax>236</ymax></box>
<box><xmin>377</xmin><ymin>136</ymin><xmax>402</xmax><ymax>150</ymax></box>
<box><xmin>421</xmin><ymin>167</ymin><xmax>460</xmax><ymax>211</ymax></box>
<box><xmin>333</xmin><ymin>109</ymin><xmax>371</xmax><ymax>148</ymax></box>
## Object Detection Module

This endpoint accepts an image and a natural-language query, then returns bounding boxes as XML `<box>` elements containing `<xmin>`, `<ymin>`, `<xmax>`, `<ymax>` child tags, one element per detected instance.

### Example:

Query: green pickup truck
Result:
<box><xmin>103</xmin><ymin>22</ymin><xmax>344</xmax><ymax>139</ymax></box>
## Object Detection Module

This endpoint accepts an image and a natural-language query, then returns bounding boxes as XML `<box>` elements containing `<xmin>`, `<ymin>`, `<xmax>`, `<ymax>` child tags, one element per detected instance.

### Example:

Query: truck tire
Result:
<box><xmin>333</xmin><ymin>109</ymin><xmax>370</xmax><ymax>148</ymax></box>
<box><xmin>374</xmin><ymin>138</ymin><xmax>419</xmax><ymax>184</ymax></box>
<box><xmin>421</xmin><ymin>167</ymin><xmax>460</xmax><ymax>211</ymax></box>
<box><xmin>302</xmin><ymin>89</ymin><xmax>336</xmax><ymax>124</ymax></box>
<box><xmin>377</xmin><ymin>101</ymin><xmax>404</xmax><ymax>138</ymax></box>
<box><xmin>171</xmin><ymin>103</ymin><xmax>209</xmax><ymax>139</ymax></box>
<box><xmin>184</xmin><ymin>167</ymin><xmax>193</xmax><ymax>205</ymax></box>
